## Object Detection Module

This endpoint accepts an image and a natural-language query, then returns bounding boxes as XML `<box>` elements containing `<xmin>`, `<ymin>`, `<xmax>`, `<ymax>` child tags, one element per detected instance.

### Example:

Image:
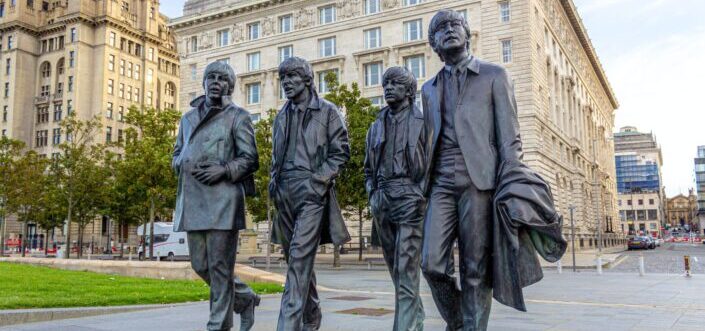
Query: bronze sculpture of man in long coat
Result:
<box><xmin>270</xmin><ymin>56</ymin><xmax>350</xmax><ymax>331</ymax></box>
<box><xmin>172</xmin><ymin>61</ymin><xmax>260</xmax><ymax>331</ymax></box>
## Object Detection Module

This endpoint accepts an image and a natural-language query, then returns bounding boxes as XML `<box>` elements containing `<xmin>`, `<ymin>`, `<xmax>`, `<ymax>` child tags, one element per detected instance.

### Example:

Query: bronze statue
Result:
<box><xmin>364</xmin><ymin>66</ymin><xmax>430</xmax><ymax>331</ymax></box>
<box><xmin>172</xmin><ymin>61</ymin><xmax>261</xmax><ymax>331</ymax></box>
<box><xmin>270</xmin><ymin>56</ymin><xmax>351</xmax><ymax>331</ymax></box>
<box><xmin>420</xmin><ymin>10</ymin><xmax>566</xmax><ymax>331</ymax></box>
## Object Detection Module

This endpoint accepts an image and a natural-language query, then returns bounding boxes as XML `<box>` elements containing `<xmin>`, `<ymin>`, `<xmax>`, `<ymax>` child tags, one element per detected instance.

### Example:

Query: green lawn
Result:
<box><xmin>0</xmin><ymin>262</ymin><xmax>283</xmax><ymax>309</ymax></box>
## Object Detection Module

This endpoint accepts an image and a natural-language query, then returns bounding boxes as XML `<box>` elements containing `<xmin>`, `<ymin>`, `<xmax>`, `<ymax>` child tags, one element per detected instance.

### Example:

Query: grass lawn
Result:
<box><xmin>0</xmin><ymin>262</ymin><xmax>283</xmax><ymax>309</ymax></box>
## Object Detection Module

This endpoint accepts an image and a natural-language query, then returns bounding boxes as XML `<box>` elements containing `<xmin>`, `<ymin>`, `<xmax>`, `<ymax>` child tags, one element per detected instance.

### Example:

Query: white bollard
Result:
<box><xmin>128</xmin><ymin>249</ymin><xmax>133</xmax><ymax>261</ymax></box>
<box><xmin>638</xmin><ymin>255</ymin><xmax>645</xmax><ymax>276</ymax></box>
<box><xmin>557</xmin><ymin>260</ymin><xmax>563</xmax><ymax>274</ymax></box>
<box><xmin>596</xmin><ymin>256</ymin><xmax>603</xmax><ymax>275</ymax></box>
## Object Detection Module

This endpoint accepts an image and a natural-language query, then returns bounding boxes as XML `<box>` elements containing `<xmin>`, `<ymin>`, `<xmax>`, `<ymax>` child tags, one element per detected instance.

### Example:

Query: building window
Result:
<box><xmin>7</xmin><ymin>36</ymin><xmax>12</xmax><ymax>49</ymax></box>
<box><xmin>2</xmin><ymin>106</ymin><xmax>7</xmax><ymax>122</ymax></box>
<box><xmin>319</xmin><ymin>5</ymin><xmax>336</xmax><ymax>25</ymax></box>
<box><xmin>1</xmin><ymin>130</ymin><xmax>5</xmax><ymax>137</ymax></box>
<box><xmin>458</xmin><ymin>9</ymin><xmax>468</xmax><ymax>21</ymax></box>
<box><xmin>317</xmin><ymin>69</ymin><xmax>338</xmax><ymax>93</ymax></box>
<box><xmin>134</xmin><ymin>64</ymin><xmax>140</xmax><ymax>80</ymax></box>
<box><xmin>118</xmin><ymin>129</ymin><xmax>124</xmax><ymax>143</ymax></box>
<box><xmin>279</xmin><ymin>15</ymin><xmax>292</xmax><ymax>33</ymax></box>
<box><xmin>627</xmin><ymin>199</ymin><xmax>632</xmax><ymax>206</ymax></box>
<box><xmin>165</xmin><ymin>83</ymin><xmax>176</xmax><ymax>97</ymax></box>
<box><xmin>118</xmin><ymin>83</ymin><xmax>124</xmax><ymax>98</ymax></box>
<box><xmin>247</xmin><ymin>83</ymin><xmax>261</xmax><ymax>105</ymax></box>
<box><xmin>364</xmin><ymin>62</ymin><xmax>382</xmax><ymax>87</ymax></box>
<box><xmin>364</xmin><ymin>28</ymin><xmax>381</xmax><ymax>49</ymax></box>
<box><xmin>248</xmin><ymin>22</ymin><xmax>260</xmax><ymax>40</ymax></box>
<box><xmin>365</xmin><ymin>0</ymin><xmax>380</xmax><ymax>14</ymax></box>
<box><xmin>118</xmin><ymin>106</ymin><xmax>124</xmax><ymax>122</ymax></box>
<box><xmin>70</xmin><ymin>27</ymin><xmax>77</xmax><ymax>42</ymax></box>
<box><xmin>147</xmin><ymin>69</ymin><xmax>153</xmax><ymax>83</ymax></box>
<box><xmin>108</xmin><ymin>55</ymin><xmax>115</xmax><ymax>71</ymax></box>
<box><xmin>69</xmin><ymin>51</ymin><xmax>75</xmax><ymax>67</ymax></box>
<box><xmin>499</xmin><ymin>1</ymin><xmax>511</xmax><ymax>23</ymax></box>
<box><xmin>404</xmin><ymin>19</ymin><xmax>423</xmax><ymax>42</ymax></box>
<box><xmin>404</xmin><ymin>55</ymin><xmax>425</xmax><ymax>79</ymax></box>
<box><xmin>67</xmin><ymin>100</ymin><xmax>72</xmax><ymax>114</ymax></box>
<box><xmin>53</xmin><ymin>104</ymin><xmax>62</xmax><ymax>122</ymax></box>
<box><xmin>403</xmin><ymin>0</ymin><xmax>424</xmax><ymax>6</ymax></box>
<box><xmin>501</xmin><ymin>39</ymin><xmax>513</xmax><ymax>63</ymax></box>
<box><xmin>319</xmin><ymin>37</ymin><xmax>336</xmax><ymax>57</ymax></box>
<box><xmin>3</xmin><ymin>83</ymin><xmax>8</xmax><ymax>97</ymax></box>
<box><xmin>108</xmin><ymin>32</ymin><xmax>116</xmax><ymax>47</ymax></box>
<box><xmin>36</xmin><ymin>107</ymin><xmax>48</xmax><ymax>123</ymax></box>
<box><xmin>106</xmin><ymin>102</ymin><xmax>113</xmax><ymax>119</ymax></box>
<box><xmin>5</xmin><ymin>59</ymin><xmax>10</xmax><ymax>75</ymax></box>
<box><xmin>369</xmin><ymin>96</ymin><xmax>383</xmax><ymax>107</ymax></box>
<box><xmin>279</xmin><ymin>45</ymin><xmax>293</xmax><ymax>63</ymax></box>
<box><xmin>127</xmin><ymin>62</ymin><xmax>133</xmax><ymax>78</ymax></box>
<box><xmin>148</xmin><ymin>47</ymin><xmax>154</xmax><ymax>61</ymax></box>
<box><xmin>119</xmin><ymin>59</ymin><xmax>125</xmax><ymax>75</ymax></box>
<box><xmin>638</xmin><ymin>199</ymin><xmax>644</xmax><ymax>205</ymax></box>
<box><xmin>146</xmin><ymin>92</ymin><xmax>152</xmax><ymax>106</ymax></box>
<box><xmin>217</xmin><ymin>29</ymin><xmax>229</xmax><ymax>47</ymax></box>
<box><xmin>247</xmin><ymin>52</ymin><xmax>261</xmax><ymax>72</ymax></box>
<box><xmin>35</xmin><ymin>130</ymin><xmax>48</xmax><ymax>147</ymax></box>
<box><xmin>649</xmin><ymin>199</ymin><xmax>654</xmax><ymax>205</ymax></box>
<box><xmin>52</xmin><ymin>128</ymin><xmax>61</xmax><ymax>145</ymax></box>
<box><xmin>40</xmin><ymin>85</ymin><xmax>50</xmax><ymax>97</ymax></box>
<box><xmin>190</xmin><ymin>36</ymin><xmax>198</xmax><ymax>52</ymax></box>
<box><xmin>41</xmin><ymin>62</ymin><xmax>51</xmax><ymax>78</ymax></box>
<box><xmin>106</xmin><ymin>126</ymin><xmax>112</xmax><ymax>143</ymax></box>
<box><xmin>190</xmin><ymin>64</ymin><xmax>197</xmax><ymax>80</ymax></box>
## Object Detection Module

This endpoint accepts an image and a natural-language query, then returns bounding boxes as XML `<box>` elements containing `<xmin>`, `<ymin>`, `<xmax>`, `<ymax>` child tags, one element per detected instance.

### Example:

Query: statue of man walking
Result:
<box><xmin>172</xmin><ymin>61</ymin><xmax>261</xmax><ymax>331</ymax></box>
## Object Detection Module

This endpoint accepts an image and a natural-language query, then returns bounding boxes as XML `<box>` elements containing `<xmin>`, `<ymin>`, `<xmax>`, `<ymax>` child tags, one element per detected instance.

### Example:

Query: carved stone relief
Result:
<box><xmin>232</xmin><ymin>23</ymin><xmax>244</xmax><ymax>43</ymax></box>
<box><xmin>262</xmin><ymin>16</ymin><xmax>275</xmax><ymax>36</ymax></box>
<box><xmin>295</xmin><ymin>7</ymin><xmax>315</xmax><ymax>29</ymax></box>
<box><xmin>200</xmin><ymin>31</ymin><xmax>213</xmax><ymax>49</ymax></box>
<box><xmin>383</xmin><ymin>0</ymin><xmax>398</xmax><ymax>10</ymax></box>
<box><xmin>337</xmin><ymin>0</ymin><xmax>361</xmax><ymax>19</ymax></box>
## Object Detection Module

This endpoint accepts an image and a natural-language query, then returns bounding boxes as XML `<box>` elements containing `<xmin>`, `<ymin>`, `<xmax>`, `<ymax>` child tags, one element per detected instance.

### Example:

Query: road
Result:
<box><xmin>607</xmin><ymin>242</ymin><xmax>705</xmax><ymax>274</ymax></box>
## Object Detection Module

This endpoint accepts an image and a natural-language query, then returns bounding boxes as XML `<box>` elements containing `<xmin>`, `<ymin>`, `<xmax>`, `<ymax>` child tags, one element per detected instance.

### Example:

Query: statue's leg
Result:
<box><xmin>456</xmin><ymin>182</ymin><xmax>493</xmax><ymax>331</ymax></box>
<box><xmin>277</xmin><ymin>178</ymin><xmax>325</xmax><ymax>331</ymax></box>
<box><xmin>203</xmin><ymin>230</ymin><xmax>238</xmax><ymax>331</ymax></box>
<box><xmin>187</xmin><ymin>231</ymin><xmax>210</xmax><ymax>285</ymax></box>
<box><xmin>421</xmin><ymin>184</ymin><xmax>463</xmax><ymax>330</ymax></box>
<box><xmin>374</xmin><ymin>188</ymin><xmax>400</xmax><ymax>330</ymax></box>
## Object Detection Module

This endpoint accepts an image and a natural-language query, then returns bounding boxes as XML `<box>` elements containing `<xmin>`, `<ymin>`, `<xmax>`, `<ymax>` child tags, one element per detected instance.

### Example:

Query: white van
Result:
<box><xmin>137</xmin><ymin>222</ymin><xmax>189</xmax><ymax>261</ymax></box>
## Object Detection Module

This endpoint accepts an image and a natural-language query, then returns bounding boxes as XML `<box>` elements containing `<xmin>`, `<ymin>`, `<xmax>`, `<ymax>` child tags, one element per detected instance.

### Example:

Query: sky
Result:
<box><xmin>160</xmin><ymin>0</ymin><xmax>705</xmax><ymax>196</ymax></box>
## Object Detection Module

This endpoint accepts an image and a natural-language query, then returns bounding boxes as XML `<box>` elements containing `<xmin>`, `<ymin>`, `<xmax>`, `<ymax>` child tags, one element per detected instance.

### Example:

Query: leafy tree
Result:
<box><xmin>50</xmin><ymin>112</ymin><xmax>104</xmax><ymax>258</ymax></box>
<box><xmin>0</xmin><ymin>137</ymin><xmax>24</xmax><ymax>256</ymax></box>
<box><xmin>7</xmin><ymin>150</ymin><xmax>49</xmax><ymax>257</ymax></box>
<box><xmin>323</xmin><ymin>72</ymin><xmax>379</xmax><ymax>262</ymax></box>
<box><xmin>246</xmin><ymin>108</ymin><xmax>276</xmax><ymax>269</ymax></box>
<box><xmin>122</xmin><ymin>106</ymin><xmax>180</xmax><ymax>259</ymax></box>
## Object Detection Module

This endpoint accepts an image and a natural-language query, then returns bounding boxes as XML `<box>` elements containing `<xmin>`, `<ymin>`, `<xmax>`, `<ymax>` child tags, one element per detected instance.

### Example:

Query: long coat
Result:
<box><xmin>172</xmin><ymin>96</ymin><xmax>259</xmax><ymax>232</ymax></box>
<box><xmin>364</xmin><ymin>105</ymin><xmax>431</xmax><ymax>246</ymax></box>
<box><xmin>269</xmin><ymin>91</ymin><xmax>351</xmax><ymax>246</ymax></box>
<box><xmin>421</xmin><ymin>56</ymin><xmax>523</xmax><ymax>191</ymax></box>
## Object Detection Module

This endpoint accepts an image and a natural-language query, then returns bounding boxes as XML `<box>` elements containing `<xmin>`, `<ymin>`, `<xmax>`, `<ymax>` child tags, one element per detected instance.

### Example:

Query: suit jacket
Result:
<box><xmin>363</xmin><ymin>105</ymin><xmax>431</xmax><ymax>199</ymax></box>
<box><xmin>422</xmin><ymin>56</ymin><xmax>523</xmax><ymax>191</ymax></box>
<box><xmin>172</xmin><ymin>95</ymin><xmax>259</xmax><ymax>232</ymax></box>
<box><xmin>269</xmin><ymin>91</ymin><xmax>351</xmax><ymax>246</ymax></box>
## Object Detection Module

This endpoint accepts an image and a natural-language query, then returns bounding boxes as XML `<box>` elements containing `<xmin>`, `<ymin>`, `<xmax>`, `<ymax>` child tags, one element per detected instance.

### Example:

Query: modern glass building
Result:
<box><xmin>615</xmin><ymin>154</ymin><xmax>661</xmax><ymax>193</ymax></box>
<box><xmin>694</xmin><ymin>146</ymin><xmax>705</xmax><ymax>212</ymax></box>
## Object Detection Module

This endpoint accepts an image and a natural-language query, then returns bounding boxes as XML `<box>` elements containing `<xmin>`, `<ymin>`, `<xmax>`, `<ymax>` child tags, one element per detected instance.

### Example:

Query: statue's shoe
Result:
<box><xmin>239</xmin><ymin>293</ymin><xmax>260</xmax><ymax>331</ymax></box>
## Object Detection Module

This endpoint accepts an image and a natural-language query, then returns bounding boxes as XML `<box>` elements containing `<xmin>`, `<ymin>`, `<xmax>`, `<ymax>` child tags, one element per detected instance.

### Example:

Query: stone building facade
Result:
<box><xmin>171</xmin><ymin>0</ymin><xmax>622</xmax><ymax>252</ymax></box>
<box><xmin>0</xmin><ymin>0</ymin><xmax>179</xmax><ymax>252</ymax></box>
<box><xmin>665</xmin><ymin>191</ymin><xmax>698</xmax><ymax>232</ymax></box>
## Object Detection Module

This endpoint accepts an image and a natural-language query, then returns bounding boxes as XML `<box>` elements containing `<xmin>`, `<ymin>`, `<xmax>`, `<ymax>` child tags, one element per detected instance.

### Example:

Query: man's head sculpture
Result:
<box><xmin>382</xmin><ymin>66</ymin><xmax>417</xmax><ymax>107</ymax></box>
<box><xmin>278</xmin><ymin>56</ymin><xmax>315</xmax><ymax>100</ymax></box>
<box><xmin>428</xmin><ymin>9</ymin><xmax>472</xmax><ymax>61</ymax></box>
<box><xmin>203</xmin><ymin>61</ymin><xmax>236</xmax><ymax>98</ymax></box>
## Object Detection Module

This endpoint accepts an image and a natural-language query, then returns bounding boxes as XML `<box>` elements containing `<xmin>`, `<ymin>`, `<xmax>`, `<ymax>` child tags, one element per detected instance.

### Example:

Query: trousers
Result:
<box><xmin>275</xmin><ymin>174</ymin><xmax>325</xmax><ymax>331</ymax></box>
<box><xmin>371</xmin><ymin>181</ymin><xmax>426</xmax><ymax>331</ymax></box>
<box><xmin>187</xmin><ymin>230</ymin><xmax>257</xmax><ymax>331</ymax></box>
<box><xmin>421</xmin><ymin>151</ymin><xmax>493</xmax><ymax>331</ymax></box>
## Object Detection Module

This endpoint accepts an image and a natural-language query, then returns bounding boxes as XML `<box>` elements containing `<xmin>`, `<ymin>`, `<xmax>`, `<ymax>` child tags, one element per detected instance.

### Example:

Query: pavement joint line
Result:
<box><xmin>607</xmin><ymin>254</ymin><xmax>629</xmax><ymax>269</ymax></box>
<box><xmin>525</xmin><ymin>299</ymin><xmax>705</xmax><ymax>311</ymax></box>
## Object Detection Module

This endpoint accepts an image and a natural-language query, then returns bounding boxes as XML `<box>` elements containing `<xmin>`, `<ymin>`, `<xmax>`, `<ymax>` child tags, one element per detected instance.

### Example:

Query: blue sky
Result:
<box><xmin>160</xmin><ymin>0</ymin><xmax>705</xmax><ymax>196</ymax></box>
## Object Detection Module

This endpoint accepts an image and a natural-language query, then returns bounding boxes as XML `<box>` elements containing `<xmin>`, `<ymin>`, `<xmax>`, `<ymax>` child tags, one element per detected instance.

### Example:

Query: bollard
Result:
<box><xmin>557</xmin><ymin>260</ymin><xmax>563</xmax><ymax>274</ymax></box>
<box><xmin>128</xmin><ymin>250</ymin><xmax>132</xmax><ymax>261</ymax></box>
<box><xmin>638</xmin><ymin>254</ymin><xmax>645</xmax><ymax>276</ymax></box>
<box><xmin>596</xmin><ymin>255</ymin><xmax>603</xmax><ymax>275</ymax></box>
<box><xmin>684</xmin><ymin>255</ymin><xmax>691</xmax><ymax>277</ymax></box>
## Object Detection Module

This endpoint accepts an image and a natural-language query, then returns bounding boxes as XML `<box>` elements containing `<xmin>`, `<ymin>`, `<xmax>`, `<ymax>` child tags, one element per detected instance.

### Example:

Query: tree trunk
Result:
<box><xmin>0</xmin><ymin>211</ymin><xmax>6</xmax><ymax>257</ymax></box>
<box><xmin>77</xmin><ymin>226</ymin><xmax>83</xmax><ymax>259</ymax></box>
<box><xmin>140</xmin><ymin>219</ymin><xmax>147</xmax><ymax>260</ymax></box>
<box><xmin>64</xmin><ymin>200</ymin><xmax>72</xmax><ymax>259</ymax></box>
<box><xmin>44</xmin><ymin>228</ymin><xmax>49</xmax><ymax>257</ymax></box>
<box><xmin>333</xmin><ymin>244</ymin><xmax>341</xmax><ymax>268</ymax></box>
<box><xmin>149</xmin><ymin>197</ymin><xmax>155</xmax><ymax>260</ymax></box>
<box><xmin>21</xmin><ymin>221</ymin><xmax>27</xmax><ymax>257</ymax></box>
<box><xmin>119</xmin><ymin>221</ymin><xmax>125</xmax><ymax>259</ymax></box>
<box><xmin>358</xmin><ymin>207</ymin><xmax>363</xmax><ymax>261</ymax></box>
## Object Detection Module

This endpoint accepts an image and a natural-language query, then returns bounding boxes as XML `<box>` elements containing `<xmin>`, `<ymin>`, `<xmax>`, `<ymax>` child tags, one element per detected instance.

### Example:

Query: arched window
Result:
<box><xmin>165</xmin><ymin>82</ymin><xmax>175</xmax><ymax>97</ymax></box>
<box><xmin>56</xmin><ymin>58</ymin><xmax>65</xmax><ymax>75</ymax></box>
<box><xmin>41</xmin><ymin>62</ymin><xmax>52</xmax><ymax>78</ymax></box>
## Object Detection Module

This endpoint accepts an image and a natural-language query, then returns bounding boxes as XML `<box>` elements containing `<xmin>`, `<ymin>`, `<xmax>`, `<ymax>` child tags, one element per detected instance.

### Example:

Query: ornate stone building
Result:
<box><xmin>171</xmin><ymin>0</ymin><xmax>622</xmax><ymax>251</ymax></box>
<box><xmin>666</xmin><ymin>190</ymin><xmax>698</xmax><ymax>232</ymax></box>
<box><xmin>0</xmin><ymin>0</ymin><xmax>180</xmax><ymax>252</ymax></box>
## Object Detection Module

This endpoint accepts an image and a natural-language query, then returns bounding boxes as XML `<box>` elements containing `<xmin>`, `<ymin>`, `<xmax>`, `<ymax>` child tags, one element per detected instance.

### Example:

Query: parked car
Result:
<box><xmin>628</xmin><ymin>236</ymin><xmax>650</xmax><ymax>250</ymax></box>
<box><xmin>655</xmin><ymin>238</ymin><xmax>664</xmax><ymax>247</ymax></box>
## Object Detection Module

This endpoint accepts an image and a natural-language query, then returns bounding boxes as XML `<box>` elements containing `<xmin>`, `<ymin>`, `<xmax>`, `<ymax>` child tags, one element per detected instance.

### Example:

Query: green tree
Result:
<box><xmin>34</xmin><ymin>185</ymin><xmax>66</xmax><ymax>257</ymax></box>
<box><xmin>246</xmin><ymin>108</ymin><xmax>276</xmax><ymax>269</ymax></box>
<box><xmin>323</xmin><ymin>72</ymin><xmax>379</xmax><ymax>263</ymax></box>
<box><xmin>50</xmin><ymin>112</ymin><xmax>105</xmax><ymax>258</ymax></box>
<box><xmin>0</xmin><ymin>137</ymin><xmax>24</xmax><ymax>257</ymax></box>
<box><xmin>122</xmin><ymin>106</ymin><xmax>180</xmax><ymax>260</ymax></box>
<box><xmin>7</xmin><ymin>150</ymin><xmax>50</xmax><ymax>257</ymax></box>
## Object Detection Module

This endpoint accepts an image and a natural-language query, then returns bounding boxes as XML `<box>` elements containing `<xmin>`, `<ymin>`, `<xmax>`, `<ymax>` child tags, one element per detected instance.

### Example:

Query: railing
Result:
<box><xmin>34</xmin><ymin>95</ymin><xmax>49</xmax><ymax>104</ymax></box>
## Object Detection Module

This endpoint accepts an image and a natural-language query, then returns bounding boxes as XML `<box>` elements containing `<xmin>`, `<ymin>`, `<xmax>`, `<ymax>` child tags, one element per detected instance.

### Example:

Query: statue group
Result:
<box><xmin>172</xmin><ymin>10</ymin><xmax>567</xmax><ymax>331</ymax></box>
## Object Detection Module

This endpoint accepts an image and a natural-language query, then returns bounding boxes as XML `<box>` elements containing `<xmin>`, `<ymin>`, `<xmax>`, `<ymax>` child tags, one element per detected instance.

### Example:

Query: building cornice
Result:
<box><xmin>560</xmin><ymin>0</ymin><xmax>619</xmax><ymax>109</ymax></box>
<box><xmin>169</xmin><ymin>0</ymin><xmax>287</xmax><ymax>29</ymax></box>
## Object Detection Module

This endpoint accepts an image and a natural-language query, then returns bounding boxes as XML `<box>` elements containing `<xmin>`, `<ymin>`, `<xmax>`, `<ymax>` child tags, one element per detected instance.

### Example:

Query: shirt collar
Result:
<box><xmin>387</xmin><ymin>105</ymin><xmax>410</xmax><ymax>123</ymax></box>
<box><xmin>444</xmin><ymin>55</ymin><xmax>476</xmax><ymax>75</ymax></box>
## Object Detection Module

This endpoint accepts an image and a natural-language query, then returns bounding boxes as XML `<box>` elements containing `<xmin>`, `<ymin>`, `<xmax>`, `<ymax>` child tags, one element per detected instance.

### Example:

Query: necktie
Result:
<box><xmin>285</xmin><ymin>107</ymin><xmax>299</xmax><ymax>163</ymax></box>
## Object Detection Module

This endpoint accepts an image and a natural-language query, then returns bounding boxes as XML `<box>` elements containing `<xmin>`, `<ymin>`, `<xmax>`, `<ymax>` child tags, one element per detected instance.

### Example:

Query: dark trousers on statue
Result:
<box><xmin>372</xmin><ymin>181</ymin><xmax>425</xmax><ymax>331</ymax></box>
<box><xmin>421</xmin><ymin>152</ymin><xmax>493</xmax><ymax>331</ymax></box>
<box><xmin>275</xmin><ymin>173</ymin><xmax>324</xmax><ymax>331</ymax></box>
<box><xmin>187</xmin><ymin>230</ymin><xmax>257</xmax><ymax>331</ymax></box>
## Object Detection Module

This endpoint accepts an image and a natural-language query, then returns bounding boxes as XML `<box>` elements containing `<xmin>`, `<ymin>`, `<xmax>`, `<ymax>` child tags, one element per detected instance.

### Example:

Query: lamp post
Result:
<box><xmin>569</xmin><ymin>204</ymin><xmax>577</xmax><ymax>272</ymax></box>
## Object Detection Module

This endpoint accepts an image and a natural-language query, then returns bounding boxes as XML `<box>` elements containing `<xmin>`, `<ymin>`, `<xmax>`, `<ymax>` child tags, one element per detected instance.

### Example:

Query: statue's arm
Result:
<box><xmin>225</xmin><ymin>113</ymin><xmax>259</xmax><ymax>183</ymax></box>
<box><xmin>492</xmin><ymin>67</ymin><xmax>523</xmax><ymax>163</ymax></box>
<box><xmin>310</xmin><ymin>107</ymin><xmax>350</xmax><ymax>197</ymax></box>
<box><xmin>172</xmin><ymin>118</ymin><xmax>185</xmax><ymax>175</ymax></box>
<box><xmin>363</xmin><ymin>124</ymin><xmax>375</xmax><ymax>197</ymax></box>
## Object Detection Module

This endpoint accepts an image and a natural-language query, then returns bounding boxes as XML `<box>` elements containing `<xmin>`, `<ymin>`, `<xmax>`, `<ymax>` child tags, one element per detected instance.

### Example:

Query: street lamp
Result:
<box><xmin>568</xmin><ymin>204</ymin><xmax>577</xmax><ymax>272</ymax></box>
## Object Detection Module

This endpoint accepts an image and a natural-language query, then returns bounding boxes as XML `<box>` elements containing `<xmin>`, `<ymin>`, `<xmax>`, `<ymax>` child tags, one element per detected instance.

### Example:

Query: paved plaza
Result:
<box><xmin>3</xmin><ymin>267</ymin><xmax>704</xmax><ymax>331</ymax></box>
